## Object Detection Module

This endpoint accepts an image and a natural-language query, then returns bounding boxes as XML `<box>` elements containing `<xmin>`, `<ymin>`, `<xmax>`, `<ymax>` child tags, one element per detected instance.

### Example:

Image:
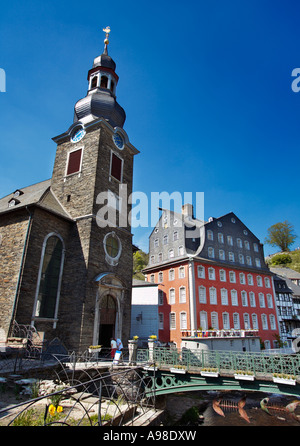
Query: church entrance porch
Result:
<box><xmin>98</xmin><ymin>294</ymin><xmax>116</xmax><ymax>347</ymax></box>
<box><xmin>93</xmin><ymin>273</ymin><xmax>125</xmax><ymax>349</ymax></box>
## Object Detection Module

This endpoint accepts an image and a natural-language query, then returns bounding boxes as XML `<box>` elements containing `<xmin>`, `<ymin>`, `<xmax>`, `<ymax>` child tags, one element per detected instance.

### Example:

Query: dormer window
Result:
<box><xmin>13</xmin><ymin>189</ymin><xmax>23</xmax><ymax>198</ymax></box>
<box><xmin>8</xmin><ymin>198</ymin><xmax>20</xmax><ymax>208</ymax></box>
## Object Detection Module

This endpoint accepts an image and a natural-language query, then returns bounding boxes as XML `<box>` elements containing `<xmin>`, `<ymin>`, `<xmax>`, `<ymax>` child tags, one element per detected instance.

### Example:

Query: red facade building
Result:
<box><xmin>144</xmin><ymin>206</ymin><xmax>278</xmax><ymax>350</ymax></box>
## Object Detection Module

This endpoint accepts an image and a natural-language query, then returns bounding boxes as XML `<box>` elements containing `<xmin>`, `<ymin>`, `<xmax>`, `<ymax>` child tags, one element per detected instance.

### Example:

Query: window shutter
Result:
<box><xmin>67</xmin><ymin>149</ymin><xmax>82</xmax><ymax>175</ymax></box>
<box><xmin>111</xmin><ymin>153</ymin><xmax>122</xmax><ymax>181</ymax></box>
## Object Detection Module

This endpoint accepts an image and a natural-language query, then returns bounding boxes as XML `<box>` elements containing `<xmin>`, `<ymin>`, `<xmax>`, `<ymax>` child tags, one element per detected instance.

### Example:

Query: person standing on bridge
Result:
<box><xmin>116</xmin><ymin>338</ymin><xmax>123</xmax><ymax>363</ymax></box>
<box><xmin>110</xmin><ymin>338</ymin><xmax>117</xmax><ymax>359</ymax></box>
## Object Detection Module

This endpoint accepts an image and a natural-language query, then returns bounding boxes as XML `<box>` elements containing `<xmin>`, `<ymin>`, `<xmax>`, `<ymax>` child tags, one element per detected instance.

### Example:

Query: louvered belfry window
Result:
<box><xmin>67</xmin><ymin>148</ymin><xmax>82</xmax><ymax>175</ymax></box>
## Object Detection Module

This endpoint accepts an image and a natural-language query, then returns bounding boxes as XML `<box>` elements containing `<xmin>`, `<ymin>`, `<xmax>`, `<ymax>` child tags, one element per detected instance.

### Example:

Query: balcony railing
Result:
<box><xmin>181</xmin><ymin>329</ymin><xmax>259</xmax><ymax>339</ymax></box>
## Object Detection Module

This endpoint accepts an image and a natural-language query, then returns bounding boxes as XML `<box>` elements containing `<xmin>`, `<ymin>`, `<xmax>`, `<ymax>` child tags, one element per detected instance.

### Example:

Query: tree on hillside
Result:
<box><xmin>133</xmin><ymin>250</ymin><xmax>149</xmax><ymax>280</ymax></box>
<box><xmin>265</xmin><ymin>221</ymin><xmax>297</xmax><ymax>252</ymax></box>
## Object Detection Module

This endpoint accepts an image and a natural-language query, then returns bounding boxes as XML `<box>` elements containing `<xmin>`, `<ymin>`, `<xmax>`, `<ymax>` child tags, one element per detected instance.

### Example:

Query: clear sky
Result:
<box><xmin>1</xmin><ymin>0</ymin><xmax>300</xmax><ymax>254</ymax></box>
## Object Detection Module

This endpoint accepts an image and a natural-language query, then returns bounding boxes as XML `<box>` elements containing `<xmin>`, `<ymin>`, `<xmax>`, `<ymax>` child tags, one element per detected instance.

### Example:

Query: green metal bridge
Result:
<box><xmin>137</xmin><ymin>348</ymin><xmax>300</xmax><ymax>397</ymax></box>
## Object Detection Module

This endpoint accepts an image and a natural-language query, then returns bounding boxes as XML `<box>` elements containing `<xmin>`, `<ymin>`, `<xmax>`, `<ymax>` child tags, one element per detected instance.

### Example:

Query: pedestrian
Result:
<box><xmin>116</xmin><ymin>338</ymin><xmax>123</xmax><ymax>351</ymax></box>
<box><xmin>110</xmin><ymin>338</ymin><xmax>117</xmax><ymax>359</ymax></box>
<box><xmin>116</xmin><ymin>338</ymin><xmax>123</xmax><ymax>363</ymax></box>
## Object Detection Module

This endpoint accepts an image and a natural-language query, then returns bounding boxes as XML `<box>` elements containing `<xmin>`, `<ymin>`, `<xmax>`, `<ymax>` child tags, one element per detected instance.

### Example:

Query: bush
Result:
<box><xmin>270</xmin><ymin>253</ymin><xmax>292</xmax><ymax>265</ymax></box>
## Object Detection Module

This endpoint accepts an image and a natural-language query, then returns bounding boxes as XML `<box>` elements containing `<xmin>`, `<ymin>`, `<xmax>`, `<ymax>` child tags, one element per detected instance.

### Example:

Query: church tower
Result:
<box><xmin>50</xmin><ymin>27</ymin><xmax>139</xmax><ymax>349</ymax></box>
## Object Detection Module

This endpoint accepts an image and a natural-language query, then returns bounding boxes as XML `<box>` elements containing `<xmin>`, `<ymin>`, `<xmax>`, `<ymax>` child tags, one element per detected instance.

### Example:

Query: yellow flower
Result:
<box><xmin>57</xmin><ymin>405</ymin><xmax>63</xmax><ymax>413</ymax></box>
<box><xmin>49</xmin><ymin>404</ymin><xmax>56</xmax><ymax>415</ymax></box>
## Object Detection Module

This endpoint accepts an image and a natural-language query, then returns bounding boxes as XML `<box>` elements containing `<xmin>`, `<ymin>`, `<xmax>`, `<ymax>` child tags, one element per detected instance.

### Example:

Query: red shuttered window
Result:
<box><xmin>110</xmin><ymin>153</ymin><xmax>122</xmax><ymax>181</ymax></box>
<box><xmin>66</xmin><ymin>149</ymin><xmax>82</xmax><ymax>175</ymax></box>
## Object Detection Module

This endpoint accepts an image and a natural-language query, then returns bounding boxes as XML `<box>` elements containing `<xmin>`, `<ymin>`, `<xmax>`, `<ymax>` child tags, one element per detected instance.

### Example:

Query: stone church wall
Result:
<box><xmin>0</xmin><ymin>210</ymin><xmax>30</xmax><ymax>336</ymax></box>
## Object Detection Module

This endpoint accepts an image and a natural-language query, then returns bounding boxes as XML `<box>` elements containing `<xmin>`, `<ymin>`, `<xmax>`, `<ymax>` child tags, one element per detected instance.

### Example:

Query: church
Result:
<box><xmin>0</xmin><ymin>28</ymin><xmax>139</xmax><ymax>351</ymax></box>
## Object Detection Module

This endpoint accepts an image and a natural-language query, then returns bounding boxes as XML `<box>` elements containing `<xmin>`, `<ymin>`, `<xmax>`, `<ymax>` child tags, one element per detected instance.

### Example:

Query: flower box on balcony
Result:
<box><xmin>88</xmin><ymin>345</ymin><xmax>102</xmax><ymax>353</ymax></box>
<box><xmin>143</xmin><ymin>365</ymin><xmax>157</xmax><ymax>371</ymax></box>
<box><xmin>170</xmin><ymin>367</ymin><xmax>187</xmax><ymax>374</ymax></box>
<box><xmin>234</xmin><ymin>371</ymin><xmax>255</xmax><ymax>381</ymax></box>
<box><xmin>200</xmin><ymin>368</ymin><xmax>219</xmax><ymax>378</ymax></box>
<box><xmin>272</xmin><ymin>374</ymin><xmax>296</xmax><ymax>386</ymax></box>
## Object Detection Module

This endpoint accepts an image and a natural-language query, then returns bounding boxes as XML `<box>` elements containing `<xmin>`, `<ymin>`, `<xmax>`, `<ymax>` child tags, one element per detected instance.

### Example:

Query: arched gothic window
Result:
<box><xmin>34</xmin><ymin>234</ymin><xmax>65</xmax><ymax>320</ymax></box>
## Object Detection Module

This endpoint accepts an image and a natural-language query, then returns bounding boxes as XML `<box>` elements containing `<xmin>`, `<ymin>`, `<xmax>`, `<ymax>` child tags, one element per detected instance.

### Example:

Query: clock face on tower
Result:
<box><xmin>112</xmin><ymin>132</ymin><xmax>124</xmax><ymax>150</ymax></box>
<box><xmin>71</xmin><ymin>127</ymin><xmax>85</xmax><ymax>143</ymax></box>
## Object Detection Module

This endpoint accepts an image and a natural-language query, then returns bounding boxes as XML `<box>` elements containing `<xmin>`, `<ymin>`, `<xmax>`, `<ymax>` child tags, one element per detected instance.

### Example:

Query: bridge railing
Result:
<box><xmin>137</xmin><ymin>347</ymin><xmax>300</xmax><ymax>377</ymax></box>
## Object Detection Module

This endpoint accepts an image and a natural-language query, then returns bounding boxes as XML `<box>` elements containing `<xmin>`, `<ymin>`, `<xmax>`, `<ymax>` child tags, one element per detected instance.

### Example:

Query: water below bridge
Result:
<box><xmin>163</xmin><ymin>391</ymin><xmax>300</xmax><ymax>426</ymax></box>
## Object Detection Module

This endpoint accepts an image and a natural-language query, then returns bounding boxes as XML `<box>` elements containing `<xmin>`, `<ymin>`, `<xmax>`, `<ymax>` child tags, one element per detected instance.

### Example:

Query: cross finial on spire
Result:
<box><xmin>103</xmin><ymin>26</ymin><xmax>111</xmax><ymax>53</ymax></box>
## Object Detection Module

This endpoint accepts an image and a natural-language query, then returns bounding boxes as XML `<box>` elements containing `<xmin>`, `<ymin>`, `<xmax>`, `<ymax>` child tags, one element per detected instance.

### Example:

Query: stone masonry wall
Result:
<box><xmin>0</xmin><ymin>210</ymin><xmax>30</xmax><ymax>336</ymax></box>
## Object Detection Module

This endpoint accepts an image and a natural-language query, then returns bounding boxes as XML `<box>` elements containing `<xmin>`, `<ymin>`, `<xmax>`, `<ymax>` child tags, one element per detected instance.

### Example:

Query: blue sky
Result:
<box><xmin>1</xmin><ymin>0</ymin><xmax>300</xmax><ymax>254</ymax></box>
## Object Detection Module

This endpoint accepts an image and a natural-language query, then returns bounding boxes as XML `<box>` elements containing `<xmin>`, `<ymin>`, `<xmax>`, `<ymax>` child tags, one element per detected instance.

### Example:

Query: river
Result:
<box><xmin>163</xmin><ymin>391</ymin><xmax>300</xmax><ymax>426</ymax></box>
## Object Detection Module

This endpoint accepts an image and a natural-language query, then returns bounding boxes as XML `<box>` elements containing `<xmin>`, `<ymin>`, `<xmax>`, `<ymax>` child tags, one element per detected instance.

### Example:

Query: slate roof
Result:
<box><xmin>269</xmin><ymin>266</ymin><xmax>300</xmax><ymax>279</ymax></box>
<box><xmin>132</xmin><ymin>279</ymin><xmax>158</xmax><ymax>287</ymax></box>
<box><xmin>0</xmin><ymin>179</ymin><xmax>73</xmax><ymax>221</ymax></box>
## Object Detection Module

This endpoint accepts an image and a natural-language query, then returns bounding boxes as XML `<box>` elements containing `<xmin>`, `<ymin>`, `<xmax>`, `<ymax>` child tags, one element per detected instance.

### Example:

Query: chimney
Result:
<box><xmin>182</xmin><ymin>203</ymin><xmax>194</xmax><ymax>218</ymax></box>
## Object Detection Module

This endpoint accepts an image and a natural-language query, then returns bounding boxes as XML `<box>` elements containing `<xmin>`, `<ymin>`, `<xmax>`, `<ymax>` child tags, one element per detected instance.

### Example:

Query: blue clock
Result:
<box><xmin>113</xmin><ymin>133</ymin><xmax>124</xmax><ymax>149</ymax></box>
<box><xmin>71</xmin><ymin>127</ymin><xmax>85</xmax><ymax>143</ymax></box>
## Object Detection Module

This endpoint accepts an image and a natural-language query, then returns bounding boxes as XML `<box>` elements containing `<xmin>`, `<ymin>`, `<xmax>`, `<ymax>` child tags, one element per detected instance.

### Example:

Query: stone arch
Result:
<box><xmin>93</xmin><ymin>273</ymin><xmax>126</xmax><ymax>347</ymax></box>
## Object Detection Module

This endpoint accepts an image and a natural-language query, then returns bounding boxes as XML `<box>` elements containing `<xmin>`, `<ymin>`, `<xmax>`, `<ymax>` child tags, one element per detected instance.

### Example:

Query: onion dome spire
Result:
<box><xmin>73</xmin><ymin>26</ymin><xmax>126</xmax><ymax>128</ymax></box>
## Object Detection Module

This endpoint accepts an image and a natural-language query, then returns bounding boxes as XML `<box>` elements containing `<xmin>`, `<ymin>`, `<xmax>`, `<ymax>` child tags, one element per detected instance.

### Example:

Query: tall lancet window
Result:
<box><xmin>34</xmin><ymin>234</ymin><xmax>65</xmax><ymax>320</ymax></box>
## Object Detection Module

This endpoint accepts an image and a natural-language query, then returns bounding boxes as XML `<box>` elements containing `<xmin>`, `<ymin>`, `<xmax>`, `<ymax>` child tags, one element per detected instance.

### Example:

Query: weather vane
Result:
<box><xmin>103</xmin><ymin>26</ymin><xmax>111</xmax><ymax>46</ymax></box>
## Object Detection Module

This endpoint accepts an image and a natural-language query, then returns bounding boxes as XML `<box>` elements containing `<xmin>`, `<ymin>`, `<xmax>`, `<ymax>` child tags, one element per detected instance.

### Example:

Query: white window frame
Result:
<box><xmin>221</xmin><ymin>288</ymin><xmax>228</xmax><ymax>305</ymax></box>
<box><xmin>243</xmin><ymin>313</ymin><xmax>250</xmax><ymax>329</ymax></box>
<box><xmin>257</xmin><ymin>276</ymin><xmax>263</xmax><ymax>287</ymax></box>
<box><xmin>267</xmin><ymin>294</ymin><xmax>273</xmax><ymax>308</ymax></box>
<box><xmin>219</xmin><ymin>269</ymin><xmax>226</xmax><ymax>282</ymax></box>
<box><xmin>251</xmin><ymin>313</ymin><xmax>258</xmax><ymax>329</ymax></box>
<box><xmin>169</xmin><ymin>269</ymin><xmax>175</xmax><ymax>281</ymax></box>
<box><xmin>179</xmin><ymin>266</ymin><xmax>185</xmax><ymax>278</ymax></box>
<box><xmin>199</xmin><ymin>286</ymin><xmax>206</xmax><ymax>304</ymax></box>
<box><xmin>179</xmin><ymin>286</ymin><xmax>186</xmax><ymax>303</ymax></box>
<box><xmin>233</xmin><ymin>313</ymin><xmax>240</xmax><ymax>329</ymax></box>
<box><xmin>231</xmin><ymin>289</ymin><xmax>238</xmax><ymax>306</ymax></box>
<box><xmin>170</xmin><ymin>312</ymin><xmax>176</xmax><ymax>330</ymax></box>
<box><xmin>259</xmin><ymin>293</ymin><xmax>265</xmax><ymax>308</ymax></box>
<box><xmin>159</xmin><ymin>313</ymin><xmax>164</xmax><ymax>330</ymax></box>
<box><xmin>249</xmin><ymin>291</ymin><xmax>256</xmax><ymax>307</ymax></box>
<box><xmin>241</xmin><ymin>291</ymin><xmax>248</xmax><ymax>307</ymax></box>
<box><xmin>209</xmin><ymin>287</ymin><xmax>217</xmax><ymax>305</ymax></box>
<box><xmin>158</xmin><ymin>289</ymin><xmax>164</xmax><ymax>306</ymax></box>
<box><xmin>180</xmin><ymin>312</ymin><xmax>187</xmax><ymax>330</ymax></box>
<box><xmin>261</xmin><ymin>314</ymin><xmax>268</xmax><ymax>330</ymax></box>
<box><xmin>211</xmin><ymin>311</ymin><xmax>219</xmax><ymax>329</ymax></box>
<box><xmin>208</xmin><ymin>247</ymin><xmax>215</xmax><ymax>258</ymax></box>
<box><xmin>269</xmin><ymin>314</ymin><xmax>276</xmax><ymax>330</ymax></box>
<box><xmin>239</xmin><ymin>273</ymin><xmax>246</xmax><ymax>284</ymax></box>
<box><xmin>200</xmin><ymin>311</ymin><xmax>208</xmax><ymax>330</ymax></box>
<box><xmin>208</xmin><ymin>267</ymin><xmax>216</xmax><ymax>280</ymax></box>
<box><xmin>219</xmin><ymin>249</ymin><xmax>225</xmax><ymax>260</ymax></box>
<box><xmin>222</xmin><ymin>312</ymin><xmax>230</xmax><ymax>329</ymax></box>
<box><xmin>229</xmin><ymin>271</ymin><xmax>236</xmax><ymax>283</ymax></box>
<box><xmin>218</xmin><ymin>233</ymin><xmax>224</xmax><ymax>243</ymax></box>
<box><xmin>207</xmin><ymin>230</ymin><xmax>214</xmax><ymax>241</ymax></box>
<box><xmin>197</xmin><ymin>265</ymin><xmax>205</xmax><ymax>278</ymax></box>
<box><xmin>169</xmin><ymin>288</ymin><xmax>175</xmax><ymax>304</ymax></box>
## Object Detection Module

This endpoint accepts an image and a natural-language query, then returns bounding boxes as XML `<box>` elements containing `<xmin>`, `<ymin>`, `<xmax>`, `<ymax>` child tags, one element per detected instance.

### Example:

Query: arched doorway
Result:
<box><xmin>99</xmin><ymin>294</ymin><xmax>117</xmax><ymax>347</ymax></box>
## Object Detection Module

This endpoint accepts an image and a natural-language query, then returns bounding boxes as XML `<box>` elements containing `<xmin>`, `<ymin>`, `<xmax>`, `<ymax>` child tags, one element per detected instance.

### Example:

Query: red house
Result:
<box><xmin>144</xmin><ymin>206</ymin><xmax>278</xmax><ymax>350</ymax></box>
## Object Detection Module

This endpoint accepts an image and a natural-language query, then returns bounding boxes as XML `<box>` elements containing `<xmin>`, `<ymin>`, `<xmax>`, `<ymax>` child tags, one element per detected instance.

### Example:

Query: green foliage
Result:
<box><xmin>265</xmin><ymin>221</ymin><xmax>297</xmax><ymax>252</ymax></box>
<box><xmin>180</xmin><ymin>406</ymin><xmax>200</xmax><ymax>424</ymax></box>
<box><xmin>133</xmin><ymin>249</ymin><xmax>149</xmax><ymax>279</ymax></box>
<box><xmin>269</xmin><ymin>253</ymin><xmax>292</xmax><ymax>266</ymax></box>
